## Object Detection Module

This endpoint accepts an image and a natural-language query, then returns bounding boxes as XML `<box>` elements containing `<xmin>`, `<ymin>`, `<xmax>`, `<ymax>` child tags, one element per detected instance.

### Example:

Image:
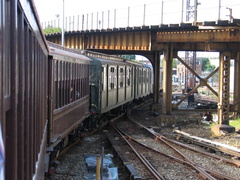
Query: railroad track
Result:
<box><xmin>106</xmin><ymin>120</ymin><xmax>157</xmax><ymax>179</ymax></box>
<box><xmin>105</xmin><ymin>112</ymin><xmax>240</xmax><ymax>180</ymax></box>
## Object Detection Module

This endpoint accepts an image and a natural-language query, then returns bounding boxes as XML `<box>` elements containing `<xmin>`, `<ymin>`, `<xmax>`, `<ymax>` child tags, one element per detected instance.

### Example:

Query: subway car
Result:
<box><xmin>83</xmin><ymin>51</ymin><xmax>153</xmax><ymax>121</ymax></box>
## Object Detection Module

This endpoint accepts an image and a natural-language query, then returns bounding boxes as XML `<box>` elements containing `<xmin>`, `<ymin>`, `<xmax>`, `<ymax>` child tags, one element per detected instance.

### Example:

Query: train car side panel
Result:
<box><xmin>108</xmin><ymin>65</ymin><xmax>118</xmax><ymax>108</ymax></box>
<box><xmin>1</xmin><ymin>0</ymin><xmax>49</xmax><ymax>179</ymax></box>
<box><xmin>126</xmin><ymin>66</ymin><xmax>133</xmax><ymax>100</ymax></box>
<box><xmin>101</xmin><ymin>65</ymin><xmax>108</xmax><ymax>110</ymax></box>
<box><xmin>52</xmin><ymin>96</ymin><xmax>89</xmax><ymax>142</ymax></box>
<box><xmin>48</xmin><ymin>45</ymin><xmax>91</xmax><ymax>147</ymax></box>
<box><xmin>118</xmin><ymin>66</ymin><xmax>126</xmax><ymax>103</ymax></box>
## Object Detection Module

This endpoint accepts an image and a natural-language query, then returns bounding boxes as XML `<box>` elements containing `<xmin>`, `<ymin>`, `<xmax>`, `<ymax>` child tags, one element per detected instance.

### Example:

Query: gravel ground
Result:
<box><xmin>47</xmin><ymin>100</ymin><xmax>240</xmax><ymax>180</ymax></box>
<box><xmin>46</xmin><ymin>132</ymin><xmax>110</xmax><ymax>180</ymax></box>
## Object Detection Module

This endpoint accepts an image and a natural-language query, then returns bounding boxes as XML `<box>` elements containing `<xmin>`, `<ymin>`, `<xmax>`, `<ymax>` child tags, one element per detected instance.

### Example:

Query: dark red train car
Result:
<box><xmin>47</xmin><ymin>42</ymin><xmax>91</xmax><ymax>160</ymax></box>
<box><xmin>0</xmin><ymin>0</ymin><xmax>49</xmax><ymax>179</ymax></box>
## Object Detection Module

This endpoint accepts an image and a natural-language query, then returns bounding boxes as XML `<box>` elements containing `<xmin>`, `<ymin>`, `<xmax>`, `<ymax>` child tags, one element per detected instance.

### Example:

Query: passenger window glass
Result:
<box><xmin>110</xmin><ymin>66</ymin><xmax>115</xmax><ymax>89</ymax></box>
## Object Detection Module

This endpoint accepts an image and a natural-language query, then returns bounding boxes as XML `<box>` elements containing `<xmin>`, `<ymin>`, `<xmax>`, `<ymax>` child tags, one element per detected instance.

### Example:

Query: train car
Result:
<box><xmin>83</xmin><ymin>51</ymin><xmax>153</xmax><ymax>121</ymax></box>
<box><xmin>47</xmin><ymin>42</ymin><xmax>92</xmax><ymax>159</ymax></box>
<box><xmin>0</xmin><ymin>0</ymin><xmax>49</xmax><ymax>179</ymax></box>
<box><xmin>84</xmin><ymin>51</ymin><xmax>134</xmax><ymax>116</ymax></box>
<box><xmin>128</xmin><ymin>61</ymin><xmax>153</xmax><ymax>101</ymax></box>
<box><xmin>0</xmin><ymin>1</ymin><xmax>154</xmax><ymax>179</ymax></box>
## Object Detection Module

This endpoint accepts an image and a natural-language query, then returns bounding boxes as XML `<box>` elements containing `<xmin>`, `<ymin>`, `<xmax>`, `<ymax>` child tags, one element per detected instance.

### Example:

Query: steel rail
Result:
<box><xmin>159</xmin><ymin>137</ymin><xmax>236</xmax><ymax>180</ymax></box>
<box><xmin>159</xmin><ymin>135</ymin><xmax>240</xmax><ymax>167</ymax></box>
<box><xmin>126</xmin><ymin>111</ymin><xmax>239</xmax><ymax>180</ymax></box>
<box><xmin>131</xmin><ymin>134</ymin><xmax>236</xmax><ymax>180</ymax></box>
<box><xmin>117</xmin><ymin>125</ymin><xmax>219</xmax><ymax>180</ymax></box>
<box><xmin>158</xmin><ymin>137</ymin><xmax>217</xmax><ymax>180</ymax></box>
<box><xmin>109</xmin><ymin>122</ymin><xmax>166</xmax><ymax>180</ymax></box>
<box><xmin>127</xmin><ymin>111</ymin><xmax>240</xmax><ymax>167</ymax></box>
<box><xmin>173</xmin><ymin>130</ymin><xmax>240</xmax><ymax>158</ymax></box>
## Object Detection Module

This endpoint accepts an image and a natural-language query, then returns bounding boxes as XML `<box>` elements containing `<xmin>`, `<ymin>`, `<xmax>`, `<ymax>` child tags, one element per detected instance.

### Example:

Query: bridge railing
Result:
<box><xmin>41</xmin><ymin>0</ymin><xmax>240</xmax><ymax>32</ymax></box>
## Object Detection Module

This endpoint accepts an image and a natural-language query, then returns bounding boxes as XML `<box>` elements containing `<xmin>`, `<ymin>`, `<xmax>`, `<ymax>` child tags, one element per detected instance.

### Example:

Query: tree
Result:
<box><xmin>121</xmin><ymin>55</ymin><xmax>136</xmax><ymax>60</ymax></box>
<box><xmin>172</xmin><ymin>58</ymin><xmax>177</xmax><ymax>68</ymax></box>
<box><xmin>43</xmin><ymin>25</ymin><xmax>61</xmax><ymax>34</ymax></box>
<box><xmin>202</xmin><ymin>58</ymin><xmax>215</xmax><ymax>71</ymax></box>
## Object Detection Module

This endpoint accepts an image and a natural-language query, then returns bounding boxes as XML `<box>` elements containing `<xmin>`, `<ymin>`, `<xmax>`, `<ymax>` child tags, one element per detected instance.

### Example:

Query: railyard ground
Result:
<box><xmin>137</xmin><ymin>99</ymin><xmax>240</xmax><ymax>148</ymax></box>
<box><xmin>47</xmin><ymin>99</ymin><xmax>240</xmax><ymax>180</ymax></box>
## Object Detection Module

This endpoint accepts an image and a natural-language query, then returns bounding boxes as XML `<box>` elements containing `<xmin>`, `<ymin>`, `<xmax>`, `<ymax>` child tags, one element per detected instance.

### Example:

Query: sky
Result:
<box><xmin>34</xmin><ymin>0</ymin><xmax>240</xmax><ymax>30</ymax></box>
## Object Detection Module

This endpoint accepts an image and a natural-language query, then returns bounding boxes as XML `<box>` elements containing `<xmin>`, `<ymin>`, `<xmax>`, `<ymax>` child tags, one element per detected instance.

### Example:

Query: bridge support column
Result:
<box><xmin>162</xmin><ymin>46</ymin><xmax>176</xmax><ymax>115</ymax></box>
<box><xmin>211</xmin><ymin>52</ymin><xmax>235</xmax><ymax>135</ymax></box>
<box><xmin>233</xmin><ymin>52</ymin><xmax>240</xmax><ymax>116</ymax></box>
<box><xmin>149</xmin><ymin>51</ymin><xmax>162</xmax><ymax>112</ymax></box>
<box><xmin>152</xmin><ymin>51</ymin><xmax>161</xmax><ymax>104</ymax></box>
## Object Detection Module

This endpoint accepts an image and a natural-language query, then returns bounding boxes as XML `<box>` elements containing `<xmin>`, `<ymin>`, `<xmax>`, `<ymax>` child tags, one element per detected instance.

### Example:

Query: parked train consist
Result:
<box><xmin>85</xmin><ymin>50</ymin><xmax>153</xmax><ymax>122</ymax></box>
<box><xmin>46</xmin><ymin>42</ymin><xmax>153</xmax><ymax>168</ymax></box>
<box><xmin>1</xmin><ymin>0</ymin><xmax>153</xmax><ymax>179</ymax></box>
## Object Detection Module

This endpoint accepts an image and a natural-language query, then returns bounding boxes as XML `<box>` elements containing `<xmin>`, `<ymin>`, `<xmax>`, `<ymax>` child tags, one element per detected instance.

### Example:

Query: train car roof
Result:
<box><xmin>91</xmin><ymin>57</ymin><xmax>128</xmax><ymax>66</ymax></box>
<box><xmin>83</xmin><ymin>50</ymin><xmax>146</xmax><ymax>66</ymax></box>
<box><xmin>83</xmin><ymin>50</ymin><xmax>126</xmax><ymax>65</ymax></box>
<box><xmin>47</xmin><ymin>42</ymin><xmax>92</xmax><ymax>63</ymax></box>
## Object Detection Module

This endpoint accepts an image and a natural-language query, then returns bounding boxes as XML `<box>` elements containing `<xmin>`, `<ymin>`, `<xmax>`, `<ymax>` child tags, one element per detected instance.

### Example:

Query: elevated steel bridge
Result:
<box><xmin>46</xmin><ymin>20</ymin><xmax>240</xmax><ymax>132</ymax></box>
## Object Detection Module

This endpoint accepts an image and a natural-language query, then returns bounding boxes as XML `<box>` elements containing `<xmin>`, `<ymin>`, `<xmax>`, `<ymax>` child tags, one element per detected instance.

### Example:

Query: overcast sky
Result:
<box><xmin>34</xmin><ymin>0</ymin><xmax>240</xmax><ymax>27</ymax></box>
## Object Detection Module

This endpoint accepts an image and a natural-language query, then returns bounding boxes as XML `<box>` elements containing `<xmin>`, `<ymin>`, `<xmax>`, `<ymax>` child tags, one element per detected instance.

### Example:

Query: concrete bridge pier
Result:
<box><xmin>212</xmin><ymin>52</ymin><xmax>236</xmax><ymax>135</ymax></box>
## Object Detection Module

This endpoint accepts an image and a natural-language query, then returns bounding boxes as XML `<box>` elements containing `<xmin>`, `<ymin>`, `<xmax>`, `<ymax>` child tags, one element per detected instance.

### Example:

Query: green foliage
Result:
<box><xmin>230</xmin><ymin>118</ymin><xmax>240</xmax><ymax>128</ymax></box>
<box><xmin>43</xmin><ymin>25</ymin><xmax>61</xmax><ymax>34</ymax></box>
<box><xmin>122</xmin><ymin>55</ymin><xmax>136</xmax><ymax>60</ymax></box>
<box><xmin>202</xmin><ymin>57</ymin><xmax>216</xmax><ymax>72</ymax></box>
<box><xmin>210</xmin><ymin>118</ymin><xmax>240</xmax><ymax>128</ymax></box>
<box><xmin>172</xmin><ymin>58</ymin><xmax>177</xmax><ymax>68</ymax></box>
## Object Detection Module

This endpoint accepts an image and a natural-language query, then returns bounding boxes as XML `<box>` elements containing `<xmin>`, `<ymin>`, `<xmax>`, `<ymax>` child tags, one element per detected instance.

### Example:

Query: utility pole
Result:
<box><xmin>185</xmin><ymin>0</ymin><xmax>199</xmax><ymax>91</ymax></box>
<box><xmin>61</xmin><ymin>0</ymin><xmax>65</xmax><ymax>46</ymax></box>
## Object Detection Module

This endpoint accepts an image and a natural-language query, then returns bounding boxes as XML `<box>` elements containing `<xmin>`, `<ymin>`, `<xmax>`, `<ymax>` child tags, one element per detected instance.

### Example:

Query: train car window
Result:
<box><xmin>78</xmin><ymin>64</ymin><xmax>81</xmax><ymax>98</ymax></box>
<box><xmin>63</xmin><ymin>62</ymin><xmax>67</xmax><ymax>106</ymax></box>
<box><xmin>67</xmin><ymin>63</ymin><xmax>70</xmax><ymax>102</ymax></box>
<box><xmin>72</xmin><ymin>63</ymin><xmax>76</xmax><ymax>101</ymax></box>
<box><xmin>76</xmin><ymin>64</ymin><xmax>79</xmax><ymax>98</ymax></box>
<box><xmin>109</xmin><ymin>66</ymin><xmax>115</xmax><ymax>89</ymax></box>
<box><xmin>82</xmin><ymin>65</ymin><xmax>85</xmax><ymax>96</ymax></box>
<box><xmin>110</xmin><ymin>67</ymin><xmax>114</xmax><ymax>73</ymax></box>
<box><xmin>137</xmin><ymin>68</ymin><xmax>140</xmax><ymax>84</ymax></box>
<box><xmin>69</xmin><ymin>63</ymin><xmax>75</xmax><ymax>102</ymax></box>
<box><xmin>80</xmin><ymin>64</ymin><xmax>83</xmax><ymax>97</ymax></box>
<box><xmin>119</xmin><ymin>67</ymin><xmax>124</xmax><ymax>88</ymax></box>
<box><xmin>110</xmin><ymin>83</ymin><xmax>114</xmax><ymax>89</ymax></box>
<box><xmin>129</xmin><ymin>68</ymin><xmax>132</xmax><ymax>86</ymax></box>
<box><xmin>144</xmin><ymin>70</ymin><xmax>147</xmax><ymax>83</ymax></box>
<box><xmin>75</xmin><ymin>64</ymin><xmax>80</xmax><ymax>100</ymax></box>
<box><xmin>54</xmin><ymin>61</ymin><xmax>58</xmax><ymax>109</ymax></box>
<box><xmin>102</xmin><ymin>67</ymin><xmax>104</xmax><ymax>91</ymax></box>
<box><xmin>59</xmin><ymin>61</ymin><xmax>62</xmax><ymax>108</ymax></box>
<box><xmin>126</xmin><ymin>68</ymin><xmax>130</xmax><ymax>86</ymax></box>
<box><xmin>84</xmin><ymin>65</ymin><xmax>86</xmax><ymax>95</ymax></box>
<box><xmin>53</xmin><ymin>59</ymin><xmax>89</xmax><ymax>110</ymax></box>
